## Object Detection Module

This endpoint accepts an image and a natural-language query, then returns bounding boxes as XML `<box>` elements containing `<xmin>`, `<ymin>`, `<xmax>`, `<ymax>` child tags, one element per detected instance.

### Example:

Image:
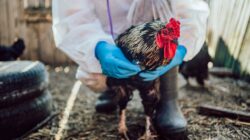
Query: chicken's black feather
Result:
<box><xmin>179</xmin><ymin>43</ymin><xmax>212</xmax><ymax>86</ymax></box>
<box><xmin>0</xmin><ymin>39</ymin><xmax>25</xmax><ymax>61</ymax></box>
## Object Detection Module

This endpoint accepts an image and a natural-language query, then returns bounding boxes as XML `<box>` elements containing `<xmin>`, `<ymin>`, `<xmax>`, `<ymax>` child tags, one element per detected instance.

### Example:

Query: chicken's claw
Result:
<box><xmin>138</xmin><ymin>132</ymin><xmax>157</xmax><ymax>140</ymax></box>
<box><xmin>138</xmin><ymin>116</ymin><xmax>157</xmax><ymax>140</ymax></box>
<box><xmin>118</xmin><ymin>126</ymin><xmax>129</xmax><ymax>140</ymax></box>
<box><xmin>119</xmin><ymin>109</ymin><xmax>130</xmax><ymax>140</ymax></box>
<box><xmin>119</xmin><ymin>130</ymin><xmax>130</xmax><ymax>140</ymax></box>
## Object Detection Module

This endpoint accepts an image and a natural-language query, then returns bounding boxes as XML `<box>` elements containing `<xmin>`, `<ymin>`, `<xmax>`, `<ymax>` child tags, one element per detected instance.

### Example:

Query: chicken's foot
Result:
<box><xmin>119</xmin><ymin>109</ymin><xmax>129</xmax><ymax>140</ymax></box>
<box><xmin>139</xmin><ymin>116</ymin><xmax>157</xmax><ymax>140</ymax></box>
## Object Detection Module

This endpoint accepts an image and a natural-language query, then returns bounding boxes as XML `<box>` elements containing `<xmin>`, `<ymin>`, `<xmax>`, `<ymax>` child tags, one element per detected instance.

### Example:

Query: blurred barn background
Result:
<box><xmin>0</xmin><ymin>0</ymin><xmax>249</xmax><ymax>81</ymax></box>
<box><xmin>0</xmin><ymin>0</ymin><xmax>72</xmax><ymax>65</ymax></box>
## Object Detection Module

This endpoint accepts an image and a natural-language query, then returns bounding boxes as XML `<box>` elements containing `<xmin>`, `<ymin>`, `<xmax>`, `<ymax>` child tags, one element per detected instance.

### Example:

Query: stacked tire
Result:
<box><xmin>0</xmin><ymin>61</ymin><xmax>53</xmax><ymax>139</ymax></box>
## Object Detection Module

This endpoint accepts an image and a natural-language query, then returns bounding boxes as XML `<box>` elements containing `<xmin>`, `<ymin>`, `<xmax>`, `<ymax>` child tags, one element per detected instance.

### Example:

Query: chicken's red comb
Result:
<box><xmin>156</xmin><ymin>18</ymin><xmax>180</xmax><ymax>60</ymax></box>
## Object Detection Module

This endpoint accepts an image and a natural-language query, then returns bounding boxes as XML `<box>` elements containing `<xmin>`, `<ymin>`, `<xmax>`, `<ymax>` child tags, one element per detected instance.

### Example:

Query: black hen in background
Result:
<box><xmin>0</xmin><ymin>39</ymin><xmax>25</xmax><ymax>61</ymax></box>
<box><xmin>179</xmin><ymin>43</ymin><xmax>212</xmax><ymax>86</ymax></box>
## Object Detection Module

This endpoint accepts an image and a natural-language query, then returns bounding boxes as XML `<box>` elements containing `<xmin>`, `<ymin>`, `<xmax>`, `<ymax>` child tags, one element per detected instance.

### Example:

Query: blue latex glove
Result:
<box><xmin>139</xmin><ymin>45</ymin><xmax>187</xmax><ymax>81</ymax></box>
<box><xmin>95</xmin><ymin>41</ymin><xmax>141</xmax><ymax>79</ymax></box>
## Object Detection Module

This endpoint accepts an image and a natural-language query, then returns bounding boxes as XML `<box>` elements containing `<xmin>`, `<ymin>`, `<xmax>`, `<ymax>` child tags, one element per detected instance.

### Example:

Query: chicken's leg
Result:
<box><xmin>118</xmin><ymin>109</ymin><xmax>129</xmax><ymax>140</ymax></box>
<box><xmin>138</xmin><ymin>116</ymin><xmax>156</xmax><ymax>140</ymax></box>
<box><xmin>111</xmin><ymin>85</ymin><xmax>132</xmax><ymax>140</ymax></box>
<box><xmin>139</xmin><ymin>82</ymin><xmax>160</xmax><ymax>140</ymax></box>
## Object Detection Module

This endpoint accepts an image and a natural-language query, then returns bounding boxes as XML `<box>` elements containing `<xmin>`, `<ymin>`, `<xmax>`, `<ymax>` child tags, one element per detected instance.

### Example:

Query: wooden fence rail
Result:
<box><xmin>206</xmin><ymin>0</ymin><xmax>250</xmax><ymax>81</ymax></box>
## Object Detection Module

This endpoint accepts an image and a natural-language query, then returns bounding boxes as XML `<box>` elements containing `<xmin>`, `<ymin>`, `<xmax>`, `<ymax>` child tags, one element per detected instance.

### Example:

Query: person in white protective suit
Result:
<box><xmin>52</xmin><ymin>0</ymin><xmax>209</xmax><ymax>137</ymax></box>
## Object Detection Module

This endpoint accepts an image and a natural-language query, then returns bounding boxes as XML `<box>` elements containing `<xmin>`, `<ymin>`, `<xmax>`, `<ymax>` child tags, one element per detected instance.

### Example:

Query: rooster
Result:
<box><xmin>106</xmin><ymin>18</ymin><xmax>180</xmax><ymax>140</ymax></box>
<box><xmin>0</xmin><ymin>38</ymin><xmax>25</xmax><ymax>61</ymax></box>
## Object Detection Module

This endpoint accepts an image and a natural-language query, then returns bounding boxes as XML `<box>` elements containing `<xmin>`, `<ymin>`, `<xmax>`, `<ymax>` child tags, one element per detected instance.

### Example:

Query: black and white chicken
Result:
<box><xmin>107</xmin><ymin>18</ymin><xmax>180</xmax><ymax>139</ymax></box>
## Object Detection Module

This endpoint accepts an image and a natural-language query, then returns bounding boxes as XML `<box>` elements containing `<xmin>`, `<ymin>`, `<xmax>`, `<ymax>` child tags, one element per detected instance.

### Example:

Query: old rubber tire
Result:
<box><xmin>0</xmin><ymin>61</ymin><xmax>48</xmax><ymax>107</ymax></box>
<box><xmin>0</xmin><ymin>90</ymin><xmax>53</xmax><ymax>140</ymax></box>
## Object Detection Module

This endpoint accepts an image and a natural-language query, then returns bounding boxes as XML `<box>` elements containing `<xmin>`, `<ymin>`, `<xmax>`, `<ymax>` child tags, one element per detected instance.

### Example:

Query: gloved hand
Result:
<box><xmin>95</xmin><ymin>41</ymin><xmax>141</xmax><ymax>79</ymax></box>
<box><xmin>139</xmin><ymin>45</ymin><xmax>187</xmax><ymax>81</ymax></box>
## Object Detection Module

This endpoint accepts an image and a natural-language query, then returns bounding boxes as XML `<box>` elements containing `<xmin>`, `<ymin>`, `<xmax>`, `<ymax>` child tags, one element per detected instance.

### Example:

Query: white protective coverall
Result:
<box><xmin>52</xmin><ymin>0</ymin><xmax>209</xmax><ymax>92</ymax></box>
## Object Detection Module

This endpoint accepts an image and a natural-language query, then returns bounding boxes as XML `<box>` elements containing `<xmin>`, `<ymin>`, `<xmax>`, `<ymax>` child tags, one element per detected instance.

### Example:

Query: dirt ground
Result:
<box><xmin>24</xmin><ymin>66</ymin><xmax>250</xmax><ymax>140</ymax></box>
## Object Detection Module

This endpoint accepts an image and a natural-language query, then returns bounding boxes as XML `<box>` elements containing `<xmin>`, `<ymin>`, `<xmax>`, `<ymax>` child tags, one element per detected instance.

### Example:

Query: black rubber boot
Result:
<box><xmin>95</xmin><ymin>89</ymin><xmax>118</xmax><ymax>113</ymax></box>
<box><xmin>155</xmin><ymin>67</ymin><xmax>187</xmax><ymax>140</ymax></box>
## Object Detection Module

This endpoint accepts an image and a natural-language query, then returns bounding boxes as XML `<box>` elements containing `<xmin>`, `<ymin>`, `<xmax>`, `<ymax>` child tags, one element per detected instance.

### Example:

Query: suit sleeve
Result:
<box><xmin>170</xmin><ymin>0</ymin><xmax>209</xmax><ymax>61</ymax></box>
<box><xmin>52</xmin><ymin>0</ymin><xmax>114</xmax><ymax>78</ymax></box>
